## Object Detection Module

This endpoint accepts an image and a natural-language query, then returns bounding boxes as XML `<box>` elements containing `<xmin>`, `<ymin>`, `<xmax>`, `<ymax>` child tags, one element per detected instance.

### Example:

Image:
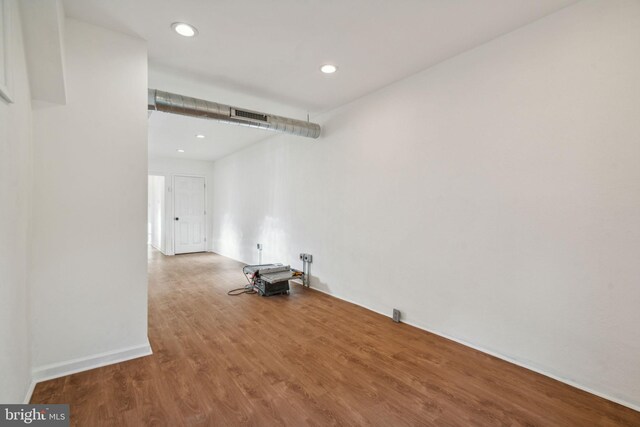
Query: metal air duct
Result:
<box><xmin>148</xmin><ymin>89</ymin><xmax>321</xmax><ymax>139</ymax></box>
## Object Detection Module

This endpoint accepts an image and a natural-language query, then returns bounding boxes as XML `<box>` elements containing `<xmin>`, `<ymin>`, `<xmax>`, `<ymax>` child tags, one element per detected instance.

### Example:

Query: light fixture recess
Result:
<box><xmin>195</xmin><ymin>134</ymin><xmax>205</xmax><ymax>139</ymax></box>
<box><xmin>320</xmin><ymin>64</ymin><xmax>338</xmax><ymax>74</ymax></box>
<box><xmin>171</xmin><ymin>22</ymin><xmax>198</xmax><ymax>37</ymax></box>
<box><xmin>176</xmin><ymin>149</ymin><xmax>185</xmax><ymax>153</ymax></box>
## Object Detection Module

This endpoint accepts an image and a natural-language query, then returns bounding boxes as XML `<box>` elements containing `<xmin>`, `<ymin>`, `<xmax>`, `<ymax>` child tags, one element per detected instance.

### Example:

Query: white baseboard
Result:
<box><xmin>302</xmin><ymin>284</ymin><xmax>640</xmax><ymax>413</ymax></box>
<box><xmin>30</xmin><ymin>342</ymin><xmax>153</xmax><ymax>386</ymax></box>
<box><xmin>23</xmin><ymin>379</ymin><xmax>37</xmax><ymax>404</ymax></box>
<box><xmin>150</xmin><ymin>243</ymin><xmax>167</xmax><ymax>255</ymax></box>
<box><xmin>403</xmin><ymin>319</ymin><xmax>640</xmax><ymax>413</ymax></box>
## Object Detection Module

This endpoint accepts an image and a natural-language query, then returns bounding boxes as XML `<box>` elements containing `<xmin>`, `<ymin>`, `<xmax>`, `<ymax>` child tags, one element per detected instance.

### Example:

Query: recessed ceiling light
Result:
<box><xmin>195</xmin><ymin>134</ymin><xmax>205</xmax><ymax>139</ymax></box>
<box><xmin>171</xmin><ymin>22</ymin><xmax>198</xmax><ymax>37</ymax></box>
<box><xmin>176</xmin><ymin>149</ymin><xmax>185</xmax><ymax>153</ymax></box>
<box><xmin>320</xmin><ymin>64</ymin><xmax>338</xmax><ymax>74</ymax></box>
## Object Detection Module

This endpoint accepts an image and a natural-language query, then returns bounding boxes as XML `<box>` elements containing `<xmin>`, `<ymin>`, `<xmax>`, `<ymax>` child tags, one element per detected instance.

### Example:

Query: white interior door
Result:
<box><xmin>174</xmin><ymin>175</ymin><xmax>206</xmax><ymax>254</ymax></box>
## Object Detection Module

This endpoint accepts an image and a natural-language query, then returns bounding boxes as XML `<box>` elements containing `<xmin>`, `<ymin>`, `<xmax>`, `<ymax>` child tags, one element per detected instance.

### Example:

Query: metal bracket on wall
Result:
<box><xmin>299</xmin><ymin>253</ymin><xmax>313</xmax><ymax>287</ymax></box>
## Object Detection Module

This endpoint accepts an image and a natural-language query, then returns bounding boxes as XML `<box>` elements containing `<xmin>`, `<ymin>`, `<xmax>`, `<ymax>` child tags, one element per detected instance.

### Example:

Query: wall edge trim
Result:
<box><xmin>30</xmin><ymin>341</ymin><xmax>153</xmax><ymax>387</ymax></box>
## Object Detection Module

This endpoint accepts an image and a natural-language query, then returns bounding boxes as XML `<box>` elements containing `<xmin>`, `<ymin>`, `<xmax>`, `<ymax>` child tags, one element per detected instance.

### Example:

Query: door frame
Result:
<box><xmin>172</xmin><ymin>174</ymin><xmax>207</xmax><ymax>255</ymax></box>
<box><xmin>147</xmin><ymin>173</ymin><xmax>167</xmax><ymax>254</ymax></box>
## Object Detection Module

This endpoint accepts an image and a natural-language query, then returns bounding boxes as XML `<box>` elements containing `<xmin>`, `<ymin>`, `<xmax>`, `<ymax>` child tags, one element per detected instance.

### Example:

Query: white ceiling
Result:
<box><xmin>148</xmin><ymin>111</ymin><xmax>278</xmax><ymax>161</ymax></box>
<box><xmin>62</xmin><ymin>0</ymin><xmax>579</xmax><ymax>160</ymax></box>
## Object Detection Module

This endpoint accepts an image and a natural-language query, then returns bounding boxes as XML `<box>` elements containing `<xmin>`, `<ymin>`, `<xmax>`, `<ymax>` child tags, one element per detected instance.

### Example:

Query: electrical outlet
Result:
<box><xmin>392</xmin><ymin>309</ymin><xmax>401</xmax><ymax>323</ymax></box>
<box><xmin>303</xmin><ymin>254</ymin><xmax>313</xmax><ymax>263</ymax></box>
<box><xmin>299</xmin><ymin>253</ymin><xmax>305</xmax><ymax>260</ymax></box>
<box><xmin>257</xmin><ymin>243</ymin><xmax>263</xmax><ymax>250</ymax></box>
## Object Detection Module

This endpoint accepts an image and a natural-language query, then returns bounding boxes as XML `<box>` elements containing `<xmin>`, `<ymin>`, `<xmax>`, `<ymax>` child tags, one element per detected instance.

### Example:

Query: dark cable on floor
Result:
<box><xmin>227</xmin><ymin>268</ymin><xmax>257</xmax><ymax>296</ymax></box>
<box><xmin>227</xmin><ymin>286</ymin><xmax>256</xmax><ymax>296</ymax></box>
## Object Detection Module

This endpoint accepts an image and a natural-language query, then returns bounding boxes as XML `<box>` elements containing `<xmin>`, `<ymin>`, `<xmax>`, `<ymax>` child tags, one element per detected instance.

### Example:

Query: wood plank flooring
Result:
<box><xmin>31</xmin><ymin>249</ymin><xmax>640</xmax><ymax>426</ymax></box>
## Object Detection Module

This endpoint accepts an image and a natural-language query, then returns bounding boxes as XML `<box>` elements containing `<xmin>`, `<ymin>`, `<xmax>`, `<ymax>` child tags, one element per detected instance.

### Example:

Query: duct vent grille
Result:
<box><xmin>232</xmin><ymin>109</ymin><xmax>268</xmax><ymax>122</ymax></box>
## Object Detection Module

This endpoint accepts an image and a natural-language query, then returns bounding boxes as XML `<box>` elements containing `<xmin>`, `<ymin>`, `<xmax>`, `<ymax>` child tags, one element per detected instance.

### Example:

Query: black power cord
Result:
<box><xmin>227</xmin><ymin>267</ymin><xmax>258</xmax><ymax>296</ymax></box>
<box><xmin>227</xmin><ymin>286</ymin><xmax>256</xmax><ymax>296</ymax></box>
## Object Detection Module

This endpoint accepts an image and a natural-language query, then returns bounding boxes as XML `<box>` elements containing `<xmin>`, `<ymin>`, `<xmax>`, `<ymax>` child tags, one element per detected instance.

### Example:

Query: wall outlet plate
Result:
<box><xmin>299</xmin><ymin>253</ymin><xmax>305</xmax><ymax>260</ymax></box>
<box><xmin>303</xmin><ymin>254</ymin><xmax>313</xmax><ymax>263</ymax></box>
<box><xmin>392</xmin><ymin>309</ymin><xmax>401</xmax><ymax>323</ymax></box>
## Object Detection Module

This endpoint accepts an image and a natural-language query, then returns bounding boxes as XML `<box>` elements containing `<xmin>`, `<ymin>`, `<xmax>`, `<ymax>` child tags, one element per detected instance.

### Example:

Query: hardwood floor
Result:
<box><xmin>31</xmin><ymin>249</ymin><xmax>640</xmax><ymax>426</ymax></box>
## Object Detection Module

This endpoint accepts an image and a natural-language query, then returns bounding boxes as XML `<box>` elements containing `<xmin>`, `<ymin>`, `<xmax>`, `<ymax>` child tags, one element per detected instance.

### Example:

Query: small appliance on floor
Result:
<box><xmin>227</xmin><ymin>264</ymin><xmax>304</xmax><ymax>296</ymax></box>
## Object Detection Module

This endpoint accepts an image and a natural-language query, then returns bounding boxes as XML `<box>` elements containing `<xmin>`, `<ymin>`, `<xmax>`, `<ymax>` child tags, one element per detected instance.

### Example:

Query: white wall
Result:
<box><xmin>29</xmin><ymin>19</ymin><xmax>150</xmax><ymax>374</ymax></box>
<box><xmin>19</xmin><ymin>0</ymin><xmax>67</xmax><ymax>105</ymax></box>
<box><xmin>0</xmin><ymin>0</ymin><xmax>33</xmax><ymax>403</ymax></box>
<box><xmin>211</xmin><ymin>0</ymin><xmax>640</xmax><ymax>409</ymax></box>
<box><xmin>149</xmin><ymin>157</ymin><xmax>215</xmax><ymax>254</ymax></box>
